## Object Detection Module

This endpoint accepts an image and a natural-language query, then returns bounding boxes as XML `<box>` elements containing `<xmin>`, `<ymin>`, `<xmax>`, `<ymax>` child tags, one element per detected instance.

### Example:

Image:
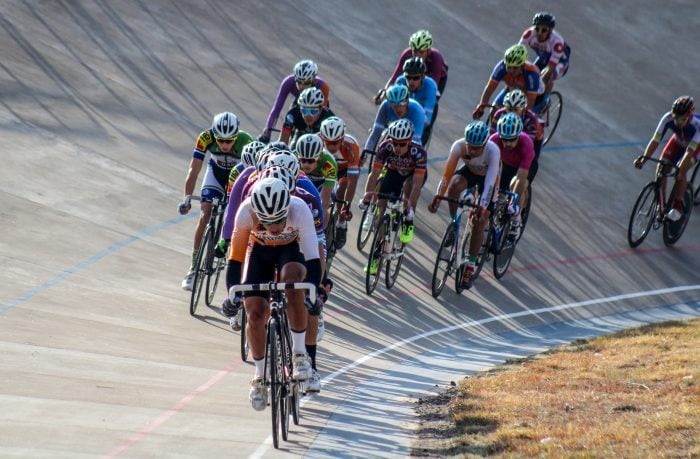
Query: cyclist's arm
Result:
<box><xmin>422</xmin><ymin>77</ymin><xmax>438</xmax><ymax>125</ymax></box>
<box><xmin>344</xmin><ymin>140</ymin><xmax>362</xmax><ymax>203</ymax></box>
<box><xmin>426</xmin><ymin>49</ymin><xmax>447</xmax><ymax>86</ymax></box>
<box><xmin>481</xmin><ymin>141</ymin><xmax>501</xmax><ymax>208</ymax></box>
<box><xmin>384</xmin><ymin>49</ymin><xmax>411</xmax><ymax>89</ymax></box>
<box><xmin>408</xmin><ymin>101</ymin><xmax>425</xmax><ymax>145</ymax></box>
<box><xmin>226</xmin><ymin>203</ymin><xmax>253</xmax><ymax>289</ymax></box>
<box><xmin>279</xmin><ymin>109</ymin><xmax>296</xmax><ymax>144</ymax></box>
<box><xmin>478</xmin><ymin>79</ymin><xmax>499</xmax><ymax>107</ymax></box>
<box><xmin>435</xmin><ymin>140</ymin><xmax>461</xmax><ymax>197</ymax></box>
<box><xmin>317</xmin><ymin>78</ymin><xmax>331</xmax><ymax>107</ymax></box>
<box><xmin>294</xmin><ymin>198</ymin><xmax>322</xmax><ymax>287</ymax></box>
<box><xmin>264</xmin><ymin>75</ymin><xmax>295</xmax><ymax>134</ymax></box>
<box><xmin>364</xmin><ymin>103</ymin><xmax>389</xmax><ymax>152</ymax></box>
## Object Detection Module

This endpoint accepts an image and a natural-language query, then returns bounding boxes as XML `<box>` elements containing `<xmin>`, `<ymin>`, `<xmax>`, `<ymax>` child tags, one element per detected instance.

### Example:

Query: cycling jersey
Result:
<box><xmin>264</xmin><ymin>75</ymin><xmax>330</xmax><ymax>133</ymax></box>
<box><xmin>519</xmin><ymin>27</ymin><xmax>571</xmax><ymax>78</ymax></box>
<box><xmin>438</xmin><ymin>139</ymin><xmax>500</xmax><ymax>208</ymax></box>
<box><xmin>653</xmin><ymin>112</ymin><xmax>700</xmax><ymax>152</ymax></box>
<box><xmin>282</xmin><ymin>106</ymin><xmax>336</xmax><ymax>147</ymax></box>
<box><xmin>305</xmin><ymin>151</ymin><xmax>338</xmax><ymax>190</ymax></box>
<box><xmin>326</xmin><ymin>134</ymin><xmax>361</xmax><ymax>180</ymax></box>
<box><xmin>489</xmin><ymin>61</ymin><xmax>543</xmax><ymax>97</ymax></box>
<box><xmin>373</xmin><ymin>139</ymin><xmax>427</xmax><ymax>177</ymax></box>
<box><xmin>365</xmin><ymin>99</ymin><xmax>425</xmax><ymax>152</ymax></box>
<box><xmin>387</xmin><ymin>48</ymin><xmax>448</xmax><ymax>94</ymax></box>
<box><xmin>193</xmin><ymin>129</ymin><xmax>254</xmax><ymax>170</ymax></box>
<box><xmin>227</xmin><ymin>162</ymin><xmax>247</xmax><ymax>193</ymax></box>
<box><xmin>489</xmin><ymin>132</ymin><xmax>535</xmax><ymax>170</ymax></box>
<box><xmin>394</xmin><ymin>75</ymin><xmax>438</xmax><ymax>125</ymax></box>
<box><xmin>491</xmin><ymin>108</ymin><xmax>544</xmax><ymax>142</ymax></box>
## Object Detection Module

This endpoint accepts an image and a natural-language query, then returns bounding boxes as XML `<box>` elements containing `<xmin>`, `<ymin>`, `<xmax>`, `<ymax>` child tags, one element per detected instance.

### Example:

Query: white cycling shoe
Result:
<box><xmin>181</xmin><ymin>270</ymin><xmax>195</xmax><ymax>291</ymax></box>
<box><xmin>249</xmin><ymin>377</ymin><xmax>268</xmax><ymax>412</ymax></box>
<box><xmin>292</xmin><ymin>353</ymin><xmax>313</xmax><ymax>381</ymax></box>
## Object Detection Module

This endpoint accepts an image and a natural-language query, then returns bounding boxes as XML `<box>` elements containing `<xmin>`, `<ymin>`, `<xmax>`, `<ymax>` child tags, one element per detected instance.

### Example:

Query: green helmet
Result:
<box><xmin>504</xmin><ymin>44</ymin><xmax>528</xmax><ymax>67</ymax></box>
<box><xmin>409</xmin><ymin>30</ymin><xmax>432</xmax><ymax>51</ymax></box>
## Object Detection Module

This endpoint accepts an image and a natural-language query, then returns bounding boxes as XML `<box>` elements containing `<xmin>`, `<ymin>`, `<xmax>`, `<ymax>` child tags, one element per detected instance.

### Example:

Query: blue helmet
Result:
<box><xmin>497</xmin><ymin>112</ymin><xmax>523</xmax><ymax>140</ymax></box>
<box><xmin>464</xmin><ymin>121</ymin><xmax>489</xmax><ymax>146</ymax></box>
<box><xmin>385</xmin><ymin>84</ymin><xmax>409</xmax><ymax>104</ymax></box>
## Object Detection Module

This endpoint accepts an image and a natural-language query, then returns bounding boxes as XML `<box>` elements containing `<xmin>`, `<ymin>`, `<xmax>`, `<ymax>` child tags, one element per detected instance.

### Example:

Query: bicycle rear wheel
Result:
<box><xmin>517</xmin><ymin>184</ymin><xmax>532</xmax><ymax>243</ymax></box>
<box><xmin>268</xmin><ymin>318</ymin><xmax>282</xmax><ymax>449</ymax></box>
<box><xmin>356</xmin><ymin>202</ymin><xmax>377</xmax><ymax>251</ymax></box>
<box><xmin>385</xmin><ymin>224</ymin><xmax>405</xmax><ymax>289</ymax></box>
<box><xmin>431</xmin><ymin>222</ymin><xmax>457</xmax><ymax>299</ymax></box>
<box><xmin>663</xmin><ymin>187</ymin><xmax>693</xmax><ymax>246</ymax></box>
<box><xmin>240</xmin><ymin>308</ymin><xmax>249</xmax><ymax>362</ymax></box>
<box><xmin>627</xmin><ymin>182</ymin><xmax>658</xmax><ymax>248</ymax></box>
<box><xmin>365</xmin><ymin>217</ymin><xmax>388</xmax><ymax>295</ymax></box>
<box><xmin>189</xmin><ymin>225</ymin><xmax>213</xmax><ymax>316</ymax></box>
<box><xmin>542</xmin><ymin>91</ymin><xmax>563</xmax><ymax>146</ymax></box>
<box><xmin>205</xmin><ymin>256</ymin><xmax>225</xmax><ymax>306</ymax></box>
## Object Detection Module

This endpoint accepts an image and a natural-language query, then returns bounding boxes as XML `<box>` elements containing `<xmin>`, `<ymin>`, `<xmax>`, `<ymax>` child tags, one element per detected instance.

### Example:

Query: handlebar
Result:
<box><xmin>362</xmin><ymin>191</ymin><xmax>410</xmax><ymax>208</ymax></box>
<box><xmin>636</xmin><ymin>156</ymin><xmax>679</xmax><ymax>177</ymax></box>
<box><xmin>229</xmin><ymin>282</ymin><xmax>316</xmax><ymax>303</ymax></box>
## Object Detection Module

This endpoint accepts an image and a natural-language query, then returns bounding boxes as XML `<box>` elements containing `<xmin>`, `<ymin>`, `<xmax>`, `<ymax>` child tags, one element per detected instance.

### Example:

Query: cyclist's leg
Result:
<box><xmin>661</xmin><ymin>137</ymin><xmax>685</xmax><ymax>206</ymax></box>
<box><xmin>448</xmin><ymin>167</ymin><xmax>471</xmax><ymax>217</ymax></box>
<box><xmin>466</xmin><ymin>175</ymin><xmax>487</xmax><ymax>257</ymax></box>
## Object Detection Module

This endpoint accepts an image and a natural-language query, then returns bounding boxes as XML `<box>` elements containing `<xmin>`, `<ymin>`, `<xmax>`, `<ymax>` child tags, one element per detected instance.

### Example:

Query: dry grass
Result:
<box><xmin>413</xmin><ymin>319</ymin><xmax>699</xmax><ymax>457</ymax></box>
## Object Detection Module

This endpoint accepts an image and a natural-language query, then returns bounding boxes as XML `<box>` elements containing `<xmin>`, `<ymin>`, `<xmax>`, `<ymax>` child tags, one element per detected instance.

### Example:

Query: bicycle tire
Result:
<box><xmin>542</xmin><ymin>91</ymin><xmax>563</xmax><ymax>146</ymax></box>
<box><xmin>493</xmin><ymin>221</ymin><xmax>516</xmax><ymax>279</ymax></box>
<box><xmin>431</xmin><ymin>222</ymin><xmax>457</xmax><ymax>299</ymax></box>
<box><xmin>268</xmin><ymin>318</ymin><xmax>282</xmax><ymax>449</ymax></box>
<box><xmin>205</xmin><ymin>208</ymin><xmax>226</xmax><ymax>306</ymax></box>
<box><xmin>277</xmin><ymin>320</ymin><xmax>290</xmax><ymax>442</ymax></box>
<box><xmin>324</xmin><ymin>205</ymin><xmax>337</xmax><ymax>275</ymax></box>
<box><xmin>517</xmin><ymin>184</ymin><xmax>532</xmax><ymax>243</ymax></box>
<box><xmin>365</xmin><ymin>216</ymin><xmax>388</xmax><ymax>295</ymax></box>
<box><xmin>690</xmin><ymin>161</ymin><xmax>700</xmax><ymax>206</ymax></box>
<box><xmin>385</xmin><ymin>220</ymin><xmax>405</xmax><ymax>289</ymax></box>
<box><xmin>240</xmin><ymin>308</ymin><xmax>248</xmax><ymax>362</ymax></box>
<box><xmin>189</xmin><ymin>225</ymin><xmax>213</xmax><ymax>316</ymax></box>
<box><xmin>663</xmin><ymin>187</ymin><xmax>693</xmax><ymax>246</ymax></box>
<box><xmin>279</xmin><ymin>311</ymin><xmax>299</xmax><ymax>426</ymax></box>
<box><xmin>627</xmin><ymin>182</ymin><xmax>658</xmax><ymax>248</ymax></box>
<box><xmin>356</xmin><ymin>202</ymin><xmax>377</xmax><ymax>251</ymax></box>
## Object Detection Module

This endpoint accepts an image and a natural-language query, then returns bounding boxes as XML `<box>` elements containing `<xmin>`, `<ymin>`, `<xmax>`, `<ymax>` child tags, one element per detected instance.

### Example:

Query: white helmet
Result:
<box><xmin>211</xmin><ymin>112</ymin><xmax>239</xmax><ymax>139</ymax></box>
<box><xmin>293</xmin><ymin>60</ymin><xmax>318</xmax><ymax>81</ymax></box>
<box><xmin>267</xmin><ymin>149</ymin><xmax>301</xmax><ymax>177</ymax></box>
<box><xmin>241</xmin><ymin>141</ymin><xmax>266</xmax><ymax>168</ymax></box>
<box><xmin>250</xmin><ymin>178</ymin><xmax>291</xmax><ymax>223</ymax></box>
<box><xmin>504</xmin><ymin>89</ymin><xmax>527</xmax><ymax>110</ymax></box>
<box><xmin>295</xmin><ymin>133</ymin><xmax>324</xmax><ymax>160</ymax></box>
<box><xmin>297</xmin><ymin>87</ymin><xmax>324</xmax><ymax>107</ymax></box>
<box><xmin>387</xmin><ymin>119</ymin><xmax>414</xmax><ymax>141</ymax></box>
<box><xmin>260</xmin><ymin>165</ymin><xmax>296</xmax><ymax>192</ymax></box>
<box><xmin>319</xmin><ymin>116</ymin><xmax>346</xmax><ymax>142</ymax></box>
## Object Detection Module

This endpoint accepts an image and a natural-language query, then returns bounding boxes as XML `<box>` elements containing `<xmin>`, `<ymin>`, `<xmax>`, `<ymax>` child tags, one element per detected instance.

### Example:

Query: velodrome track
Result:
<box><xmin>1</xmin><ymin>1</ymin><xmax>699</xmax><ymax>457</ymax></box>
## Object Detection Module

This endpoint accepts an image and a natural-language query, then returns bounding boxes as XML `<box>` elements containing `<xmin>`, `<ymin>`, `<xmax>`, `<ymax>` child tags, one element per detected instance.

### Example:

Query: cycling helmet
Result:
<box><xmin>256</xmin><ymin>149</ymin><xmax>274</xmax><ymax>173</ymax></box>
<box><xmin>464</xmin><ymin>121</ymin><xmax>490</xmax><ymax>147</ymax></box>
<box><xmin>297</xmin><ymin>87</ymin><xmax>324</xmax><ymax>107</ymax></box>
<box><xmin>504</xmin><ymin>89</ymin><xmax>528</xmax><ymax>110</ymax></box>
<box><xmin>672</xmin><ymin>96</ymin><xmax>695</xmax><ymax>117</ymax></box>
<box><xmin>293</xmin><ymin>59</ymin><xmax>318</xmax><ymax>81</ymax></box>
<box><xmin>267</xmin><ymin>149</ymin><xmax>301</xmax><ymax>177</ymax></box>
<box><xmin>497</xmin><ymin>112</ymin><xmax>524</xmax><ymax>140</ymax></box>
<box><xmin>295</xmin><ymin>133</ymin><xmax>324</xmax><ymax>160</ymax></box>
<box><xmin>503</xmin><ymin>44</ymin><xmax>528</xmax><ymax>67</ymax></box>
<box><xmin>241</xmin><ymin>141</ymin><xmax>266</xmax><ymax>168</ymax></box>
<box><xmin>409</xmin><ymin>30</ymin><xmax>433</xmax><ymax>51</ymax></box>
<box><xmin>533</xmin><ymin>11</ymin><xmax>556</xmax><ymax>28</ymax></box>
<box><xmin>250</xmin><ymin>177</ymin><xmax>291</xmax><ymax>223</ymax></box>
<box><xmin>319</xmin><ymin>116</ymin><xmax>346</xmax><ymax>141</ymax></box>
<box><xmin>386</xmin><ymin>119</ymin><xmax>414</xmax><ymax>141</ymax></box>
<box><xmin>211</xmin><ymin>112</ymin><xmax>239</xmax><ymax>139</ymax></box>
<box><xmin>402</xmin><ymin>56</ymin><xmax>426</xmax><ymax>75</ymax></box>
<box><xmin>385</xmin><ymin>84</ymin><xmax>409</xmax><ymax>104</ymax></box>
<box><xmin>260</xmin><ymin>165</ymin><xmax>296</xmax><ymax>192</ymax></box>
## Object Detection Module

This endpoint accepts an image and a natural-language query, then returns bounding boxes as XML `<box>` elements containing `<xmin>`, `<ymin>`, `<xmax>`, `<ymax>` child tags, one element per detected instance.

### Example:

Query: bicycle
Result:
<box><xmin>356</xmin><ymin>167</ymin><xmax>387</xmax><ymax>252</ymax></box>
<box><xmin>363</xmin><ymin>192</ymin><xmax>411</xmax><ymax>295</ymax></box>
<box><xmin>628</xmin><ymin>156</ymin><xmax>693</xmax><ymax>248</ymax></box>
<box><xmin>489</xmin><ymin>190</ymin><xmax>521</xmax><ymax>279</ymax></box>
<box><xmin>229</xmin><ymin>281</ymin><xmax>316</xmax><ymax>449</ymax></box>
<box><xmin>189</xmin><ymin>195</ymin><xmax>228</xmax><ymax>316</ymax></box>
<box><xmin>324</xmin><ymin>196</ymin><xmax>349</xmax><ymax>276</ymax></box>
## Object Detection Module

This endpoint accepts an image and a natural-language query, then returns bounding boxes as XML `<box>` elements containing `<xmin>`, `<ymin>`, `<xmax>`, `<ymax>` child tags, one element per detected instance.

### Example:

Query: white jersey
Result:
<box><xmin>519</xmin><ymin>27</ymin><xmax>568</xmax><ymax>67</ymax></box>
<box><xmin>443</xmin><ymin>139</ymin><xmax>501</xmax><ymax>208</ymax></box>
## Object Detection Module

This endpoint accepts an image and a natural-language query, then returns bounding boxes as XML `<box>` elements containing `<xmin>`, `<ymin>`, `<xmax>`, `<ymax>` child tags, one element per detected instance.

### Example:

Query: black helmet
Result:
<box><xmin>533</xmin><ymin>11</ymin><xmax>556</xmax><ymax>28</ymax></box>
<box><xmin>402</xmin><ymin>56</ymin><xmax>426</xmax><ymax>76</ymax></box>
<box><xmin>672</xmin><ymin>96</ymin><xmax>695</xmax><ymax>117</ymax></box>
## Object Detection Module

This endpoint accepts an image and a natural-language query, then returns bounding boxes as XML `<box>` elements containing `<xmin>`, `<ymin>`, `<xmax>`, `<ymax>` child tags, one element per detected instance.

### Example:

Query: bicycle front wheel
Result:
<box><xmin>455</xmin><ymin>219</ymin><xmax>473</xmax><ymax>294</ymax></box>
<box><xmin>542</xmin><ymin>91</ymin><xmax>563</xmax><ymax>146</ymax></box>
<box><xmin>663</xmin><ymin>187</ymin><xmax>693</xmax><ymax>246</ymax></box>
<box><xmin>517</xmin><ymin>184</ymin><xmax>532</xmax><ymax>243</ymax></box>
<box><xmin>268</xmin><ymin>318</ymin><xmax>283</xmax><ymax>449</ymax></box>
<box><xmin>365</xmin><ymin>217</ymin><xmax>388</xmax><ymax>295</ymax></box>
<box><xmin>690</xmin><ymin>161</ymin><xmax>700</xmax><ymax>206</ymax></box>
<box><xmin>324</xmin><ymin>207</ymin><xmax>338</xmax><ymax>275</ymax></box>
<box><xmin>385</xmin><ymin>223</ymin><xmax>405</xmax><ymax>289</ymax></box>
<box><xmin>431</xmin><ymin>222</ymin><xmax>457</xmax><ymax>299</ymax></box>
<box><xmin>240</xmin><ymin>308</ymin><xmax>249</xmax><ymax>362</ymax></box>
<box><xmin>493</xmin><ymin>220</ymin><xmax>516</xmax><ymax>279</ymax></box>
<box><xmin>627</xmin><ymin>182</ymin><xmax>658</xmax><ymax>248</ymax></box>
<box><xmin>189</xmin><ymin>225</ymin><xmax>213</xmax><ymax>316</ymax></box>
<box><xmin>356</xmin><ymin>202</ymin><xmax>377</xmax><ymax>251</ymax></box>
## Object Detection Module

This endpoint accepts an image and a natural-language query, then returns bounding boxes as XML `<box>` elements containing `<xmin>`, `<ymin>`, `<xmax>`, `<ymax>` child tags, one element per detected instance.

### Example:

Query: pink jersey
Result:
<box><xmin>489</xmin><ymin>132</ymin><xmax>535</xmax><ymax>170</ymax></box>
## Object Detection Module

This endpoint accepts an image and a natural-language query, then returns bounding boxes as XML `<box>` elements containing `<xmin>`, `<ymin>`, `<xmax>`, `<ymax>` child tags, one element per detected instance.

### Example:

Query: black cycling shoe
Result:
<box><xmin>335</xmin><ymin>227</ymin><xmax>347</xmax><ymax>250</ymax></box>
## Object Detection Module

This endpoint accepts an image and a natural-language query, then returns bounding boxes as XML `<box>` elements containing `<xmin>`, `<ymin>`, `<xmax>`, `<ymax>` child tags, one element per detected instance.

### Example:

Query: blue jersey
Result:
<box><xmin>364</xmin><ymin>99</ymin><xmax>425</xmax><ymax>152</ymax></box>
<box><xmin>653</xmin><ymin>112</ymin><xmax>700</xmax><ymax>151</ymax></box>
<box><xmin>395</xmin><ymin>75</ymin><xmax>438</xmax><ymax>126</ymax></box>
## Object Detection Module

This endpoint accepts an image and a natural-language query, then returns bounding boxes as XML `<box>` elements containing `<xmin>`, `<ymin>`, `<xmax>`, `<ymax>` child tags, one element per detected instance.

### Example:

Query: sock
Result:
<box><xmin>254</xmin><ymin>357</ymin><xmax>265</xmax><ymax>378</ymax></box>
<box><xmin>468</xmin><ymin>255</ymin><xmax>478</xmax><ymax>264</ymax></box>
<box><xmin>291</xmin><ymin>330</ymin><xmax>306</xmax><ymax>354</ymax></box>
<box><xmin>306</xmin><ymin>344</ymin><xmax>317</xmax><ymax>370</ymax></box>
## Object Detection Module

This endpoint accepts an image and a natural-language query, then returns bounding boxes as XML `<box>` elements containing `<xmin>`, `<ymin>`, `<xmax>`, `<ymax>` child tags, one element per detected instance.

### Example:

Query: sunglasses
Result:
<box><xmin>390</xmin><ymin>101</ymin><xmax>408</xmax><ymax>108</ymax></box>
<box><xmin>501</xmin><ymin>138</ymin><xmax>519</xmax><ymax>146</ymax></box>
<box><xmin>300</xmin><ymin>107</ymin><xmax>320</xmax><ymax>116</ymax></box>
<box><xmin>506</xmin><ymin>65</ymin><xmax>521</xmax><ymax>71</ymax></box>
<box><xmin>405</xmin><ymin>74</ymin><xmax>422</xmax><ymax>81</ymax></box>
<box><xmin>300</xmin><ymin>158</ymin><xmax>317</xmax><ymax>164</ymax></box>
<box><xmin>324</xmin><ymin>138</ymin><xmax>343</xmax><ymax>146</ymax></box>
<box><xmin>216</xmin><ymin>137</ymin><xmax>236</xmax><ymax>144</ymax></box>
<box><xmin>295</xmin><ymin>79</ymin><xmax>314</xmax><ymax>86</ymax></box>
<box><xmin>535</xmin><ymin>26</ymin><xmax>550</xmax><ymax>33</ymax></box>
<box><xmin>261</xmin><ymin>216</ymin><xmax>286</xmax><ymax>226</ymax></box>
<box><xmin>392</xmin><ymin>140</ymin><xmax>410</xmax><ymax>147</ymax></box>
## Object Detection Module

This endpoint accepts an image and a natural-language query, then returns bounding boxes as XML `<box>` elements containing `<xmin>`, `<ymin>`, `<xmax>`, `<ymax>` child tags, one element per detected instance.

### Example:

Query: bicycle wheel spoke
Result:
<box><xmin>627</xmin><ymin>182</ymin><xmax>657</xmax><ymax>248</ymax></box>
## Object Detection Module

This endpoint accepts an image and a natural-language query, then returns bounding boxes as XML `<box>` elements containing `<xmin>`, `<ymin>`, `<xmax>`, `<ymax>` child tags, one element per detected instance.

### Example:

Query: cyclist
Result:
<box><xmin>490</xmin><ymin>113</ymin><xmax>535</xmax><ymax>240</ymax></box>
<box><xmin>634</xmin><ymin>96</ymin><xmax>700</xmax><ymax>221</ymax></box>
<box><xmin>472</xmin><ymin>44</ymin><xmax>543</xmax><ymax>118</ymax></box>
<box><xmin>227</xmin><ymin>177</ymin><xmax>322</xmax><ymax>410</ymax></box>
<box><xmin>227</xmin><ymin>140</ymin><xmax>266</xmax><ymax>195</ymax></box>
<box><xmin>491</xmin><ymin>89</ymin><xmax>544</xmax><ymax>182</ymax></box>
<box><xmin>519</xmin><ymin>12</ymin><xmax>571</xmax><ymax>103</ymax></box>
<box><xmin>280</xmin><ymin>87</ymin><xmax>335</xmax><ymax>147</ymax></box>
<box><xmin>394</xmin><ymin>57</ymin><xmax>438</xmax><ymax>145</ymax></box>
<box><xmin>363</xmin><ymin>84</ymin><xmax>425</xmax><ymax>165</ymax></box>
<box><xmin>259</xmin><ymin>60</ymin><xmax>331</xmax><ymax>143</ymax></box>
<box><xmin>428</xmin><ymin>121</ymin><xmax>500</xmax><ymax>285</ymax></box>
<box><xmin>374</xmin><ymin>29</ymin><xmax>448</xmax><ymax>105</ymax></box>
<box><xmin>361</xmin><ymin>119</ymin><xmax>427</xmax><ymax>274</ymax></box>
<box><xmin>296</xmin><ymin>133</ymin><xmax>338</xmax><ymax>230</ymax></box>
<box><xmin>178</xmin><ymin>112</ymin><xmax>253</xmax><ymax>291</ymax></box>
<box><xmin>319</xmin><ymin>116</ymin><xmax>361</xmax><ymax>249</ymax></box>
